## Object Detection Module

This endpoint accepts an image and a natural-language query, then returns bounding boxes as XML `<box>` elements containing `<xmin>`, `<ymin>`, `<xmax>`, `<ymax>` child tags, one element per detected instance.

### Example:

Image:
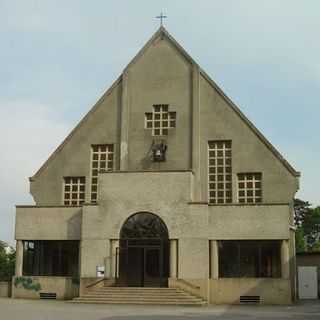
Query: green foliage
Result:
<box><xmin>295</xmin><ymin>227</ymin><xmax>306</xmax><ymax>253</ymax></box>
<box><xmin>294</xmin><ymin>199</ymin><xmax>320</xmax><ymax>252</ymax></box>
<box><xmin>14</xmin><ymin>277</ymin><xmax>41</xmax><ymax>292</ymax></box>
<box><xmin>72</xmin><ymin>276</ymin><xmax>80</xmax><ymax>285</ymax></box>
<box><xmin>0</xmin><ymin>242</ymin><xmax>16</xmax><ymax>281</ymax></box>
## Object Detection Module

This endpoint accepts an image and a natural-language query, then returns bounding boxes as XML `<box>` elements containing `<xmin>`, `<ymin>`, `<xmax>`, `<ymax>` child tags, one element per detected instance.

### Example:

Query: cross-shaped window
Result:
<box><xmin>145</xmin><ymin>104</ymin><xmax>176</xmax><ymax>136</ymax></box>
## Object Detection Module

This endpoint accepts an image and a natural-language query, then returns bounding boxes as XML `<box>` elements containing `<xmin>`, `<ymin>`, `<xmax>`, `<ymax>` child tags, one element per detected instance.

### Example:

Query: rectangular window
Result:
<box><xmin>208</xmin><ymin>140</ymin><xmax>232</xmax><ymax>204</ymax></box>
<box><xmin>238</xmin><ymin>173</ymin><xmax>262</xmax><ymax>203</ymax></box>
<box><xmin>64</xmin><ymin>177</ymin><xmax>85</xmax><ymax>206</ymax></box>
<box><xmin>23</xmin><ymin>240</ymin><xmax>79</xmax><ymax>277</ymax></box>
<box><xmin>218</xmin><ymin>240</ymin><xmax>281</xmax><ymax>278</ymax></box>
<box><xmin>91</xmin><ymin>144</ymin><xmax>114</xmax><ymax>203</ymax></box>
<box><xmin>145</xmin><ymin>104</ymin><xmax>176</xmax><ymax>136</ymax></box>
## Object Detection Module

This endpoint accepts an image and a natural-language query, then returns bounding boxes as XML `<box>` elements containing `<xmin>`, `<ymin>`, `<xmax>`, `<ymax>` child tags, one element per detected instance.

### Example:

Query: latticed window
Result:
<box><xmin>145</xmin><ymin>104</ymin><xmax>176</xmax><ymax>136</ymax></box>
<box><xmin>238</xmin><ymin>173</ymin><xmax>262</xmax><ymax>203</ymax></box>
<box><xmin>91</xmin><ymin>144</ymin><xmax>114</xmax><ymax>202</ymax></box>
<box><xmin>208</xmin><ymin>141</ymin><xmax>232</xmax><ymax>204</ymax></box>
<box><xmin>64</xmin><ymin>177</ymin><xmax>85</xmax><ymax>205</ymax></box>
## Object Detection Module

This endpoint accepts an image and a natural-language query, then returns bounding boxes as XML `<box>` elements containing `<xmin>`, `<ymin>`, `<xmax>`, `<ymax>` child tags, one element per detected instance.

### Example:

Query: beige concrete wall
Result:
<box><xmin>80</xmin><ymin>171</ymin><xmax>208</xmax><ymax>278</ymax></box>
<box><xmin>169</xmin><ymin>278</ymin><xmax>208</xmax><ymax>300</ymax></box>
<box><xmin>208</xmin><ymin>204</ymin><xmax>290</xmax><ymax>239</ymax></box>
<box><xmin>30</xmin><ymin>80</ymin><xmax>121</xmax><ymax>205</ymax></box>
<box><xmin>199</xmin><ymin>74</ymin><xmax>298</xmax><ymax>204</ymax></box>
<box><xmin>12</xmin><ymin>276</ymin><xmax>79</xmax><ymax>300</ymax></box>
<box><xmin>0</xmin><ymin>282</ymin><xmax>10</xmax><ymax>297</ymax></box>
<box><xmin>80</xmin><ymin>240</ymin><xmax>109</xmax><ymax>278</ymax></box>
<box><xmin>98</xmin><ymin>171</ymin><xmax>193</xmax><ymax>239</ymax></box>
<box><xmin>178</xmin><ymin>238</ymin><xmax>209</xmax><ymax>279</ymax></box>
<box><xmin>27</xmin><ymin>29</ymin><xmax>298</xmax><ymax>208</ymax></box>
<box><xmin>124</xmin><ymin>37</ymin><xmax>192</xmax><ymax>171</ymax></box>
<box><xmin>210</xmin><ymin>278</ymin><xmax>291</xmax><ymax>304</ymax></box>
<box><xmin>15</xmin><ymin>206</ymin><xmax>82</xmax><ymax>240</ymax></box>
<box><xmin>78</xmin><ymin>171</ymin><xmax>294</xmax><ymax>279</ymax></box>
<box><xmin>80</xmin><ymin>205</ymin><xmax>110</xmax><ymax>277</ymax></box>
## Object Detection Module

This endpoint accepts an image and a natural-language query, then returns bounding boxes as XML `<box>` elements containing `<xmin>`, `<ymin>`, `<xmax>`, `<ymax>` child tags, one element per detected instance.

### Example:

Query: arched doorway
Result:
<box><xmin>117</xmin><ymin>212</ymin><xmax>169</xmax><ymax>287</ymax></box>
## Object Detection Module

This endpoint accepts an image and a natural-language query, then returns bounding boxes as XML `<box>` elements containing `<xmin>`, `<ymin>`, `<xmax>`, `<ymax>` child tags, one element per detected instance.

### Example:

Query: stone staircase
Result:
<box><xmin>72</xmin><ymin>287</ymin><xmax>206</xmax><ymax>305</ymax></box>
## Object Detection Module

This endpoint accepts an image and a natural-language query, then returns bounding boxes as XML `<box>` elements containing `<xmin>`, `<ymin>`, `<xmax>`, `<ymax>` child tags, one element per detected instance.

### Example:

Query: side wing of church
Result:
<box><xmin>13</xmin><ymin>27</ymin><xmax>300</xmax><ymax>304</ymax></box>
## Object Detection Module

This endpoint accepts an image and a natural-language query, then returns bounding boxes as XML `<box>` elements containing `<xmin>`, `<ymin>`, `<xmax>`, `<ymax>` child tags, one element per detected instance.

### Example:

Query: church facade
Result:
<box><xmin>13</xmin><ymin>27</ymin><xmax>300</xmax><ymax>304</ymax></box>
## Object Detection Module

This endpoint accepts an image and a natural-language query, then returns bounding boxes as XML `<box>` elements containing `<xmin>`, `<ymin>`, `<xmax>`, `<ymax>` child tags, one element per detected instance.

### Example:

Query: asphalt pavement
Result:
<box><xmin>0</xmin><ymin>298</ymin><xmax>319</xmax><ymax>320</ymax></box>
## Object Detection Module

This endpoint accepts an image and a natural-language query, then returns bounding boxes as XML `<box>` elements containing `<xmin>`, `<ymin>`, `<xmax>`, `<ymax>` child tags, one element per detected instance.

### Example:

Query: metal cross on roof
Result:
<box><xmin>156</xmin><ymin>12</ymin><xmax>167</xmax><ymax>26</ymax></box>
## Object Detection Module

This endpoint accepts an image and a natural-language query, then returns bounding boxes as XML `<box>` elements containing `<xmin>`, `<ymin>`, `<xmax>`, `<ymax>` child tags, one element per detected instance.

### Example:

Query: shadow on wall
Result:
<box><xmin>67</xmin><ymin>210</ymin><xmax>82</xmax><ymax>239</ymax></box>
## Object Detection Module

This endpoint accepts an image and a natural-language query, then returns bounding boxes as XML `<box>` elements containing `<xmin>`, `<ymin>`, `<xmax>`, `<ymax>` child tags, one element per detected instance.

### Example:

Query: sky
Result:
<box><xmin>0</xmin><ymin>0</ymin><xmax>319</xmax><ymax>244</ymax></box>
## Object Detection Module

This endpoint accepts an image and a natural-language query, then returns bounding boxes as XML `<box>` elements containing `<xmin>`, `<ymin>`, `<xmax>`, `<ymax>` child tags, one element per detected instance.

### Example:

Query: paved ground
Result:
<box><xmin>0</xmin><ymin>298</ymin><xmax>320</xmax><ymax>320</ymax></box>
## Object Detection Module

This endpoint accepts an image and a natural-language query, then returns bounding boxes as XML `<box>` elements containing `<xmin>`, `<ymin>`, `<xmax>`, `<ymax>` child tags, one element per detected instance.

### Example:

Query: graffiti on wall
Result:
<box><xmin>14</xmin><ymin>277</ymin><xmax>41</xmax><ymax>292</ymax></box>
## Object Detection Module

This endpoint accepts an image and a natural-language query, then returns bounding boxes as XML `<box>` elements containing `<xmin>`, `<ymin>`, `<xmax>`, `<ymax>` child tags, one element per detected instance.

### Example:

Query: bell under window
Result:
<box><xmin>145</xmin><ymin>104</ymin><xmax>176</xmax><ymax>136</ymax></box>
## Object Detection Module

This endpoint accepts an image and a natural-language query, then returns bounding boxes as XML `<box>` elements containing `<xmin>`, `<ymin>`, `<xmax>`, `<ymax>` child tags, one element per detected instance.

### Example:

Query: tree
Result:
<box><xmin>303</xmin><ymin>206</ymin><xmax>320</xmax><ymax>250</ymax></box>
<box><xmin>295</xmin><ymin>226</ymin><xmax>306</xmax><ymax>253</ymax></box>
<box><xmin>294</xmin><ymin>199</ymin><xmax>320</xmax><ymax>252</ymax></box>
<box><xmin>294</xmin><ymin>198</ymin><xmax>312</xmax><ymax>226</ymax></box>
<box><xmin>0</xmin><ymin>242</ymin><xmax>15</xmax><ymax>281</ymax></box>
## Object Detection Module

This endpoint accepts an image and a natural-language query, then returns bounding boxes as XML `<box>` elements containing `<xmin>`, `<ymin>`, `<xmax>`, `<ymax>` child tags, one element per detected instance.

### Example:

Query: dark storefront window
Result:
<box><xmin>218</xmin><ymin>240</ymin><xmax>281</xmax><ymax>278</ymax></box>
<box><xmin>23</xmin><ymin>240</ymin><xmax>79</xmax><ymax>277</ymax></box>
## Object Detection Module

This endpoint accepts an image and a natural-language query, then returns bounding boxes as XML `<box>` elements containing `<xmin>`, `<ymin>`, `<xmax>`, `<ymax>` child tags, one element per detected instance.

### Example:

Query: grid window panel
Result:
<box><xmin>208</xmin><ymin>141</ymin><xmax>232</xmax><ymax>204</ymax></box>
<box><xmin>91</xmin><ymin>144</ymin><xmax>114</xmax><ymax>203</ymax></box>
<box><xmin>237</xmin><ymin>173</ymin><xmax>262</xmax><ymax>203</ymax></box>
<box><xmin>145</xmin><ymin>104</ymin><xmax>176</xmax><ymax>136</ymax></box>
<box><xmin>64</xmin><ymin>177</ymin><xmax>85</xmax><ymax>206</ymax></box>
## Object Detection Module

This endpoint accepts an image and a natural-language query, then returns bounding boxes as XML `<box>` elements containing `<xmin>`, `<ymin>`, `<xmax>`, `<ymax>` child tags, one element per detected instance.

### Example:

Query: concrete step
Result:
<box><xmin>74</xmin><ymin>296</ymin><xmax>203</xmax><ymax>302</ymax></box>
<box><xmin>96</xmin><ymin>287</ymin><xmax>183</xmax><ymax>291</ymax></box>
<box><xmin>71</xmin><ymin>300</ymin><xmax>206</xmax><ymax>305</ymax></box>
<box><xmin>75</xmin><ymin>295</ymin><xmax>203</xmax><ymax>302</ymax></box>
<box><xmin>72</xmin><ymin>286</ymin><xmax>207</xmax><ymax>306</ymax></box>
<box><xmin>86</xmin><ymin>290</ymin><xmax>189</xmax><ymax>296</ymax></box>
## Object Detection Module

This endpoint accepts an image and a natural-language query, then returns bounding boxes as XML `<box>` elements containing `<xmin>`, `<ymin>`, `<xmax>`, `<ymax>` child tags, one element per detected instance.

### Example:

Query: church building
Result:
<box><xmin>13</xmin><ymin>27</ymin><xmax>300</xmax><ymax>304</ymax></box>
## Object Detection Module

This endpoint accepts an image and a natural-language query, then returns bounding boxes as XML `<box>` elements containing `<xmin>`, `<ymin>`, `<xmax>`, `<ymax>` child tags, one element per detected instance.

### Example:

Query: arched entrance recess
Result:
<box><xmin>117</xmin><ymin>212</ymin><xmax>169</xmax><ymax>287</ymax></box>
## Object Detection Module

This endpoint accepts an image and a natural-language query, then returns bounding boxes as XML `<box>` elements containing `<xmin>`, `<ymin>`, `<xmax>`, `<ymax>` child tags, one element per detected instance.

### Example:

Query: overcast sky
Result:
<box><xmin>1</xmin><ymin>1</ymin><xmax>319</xmax><ymax>244</ymax></box>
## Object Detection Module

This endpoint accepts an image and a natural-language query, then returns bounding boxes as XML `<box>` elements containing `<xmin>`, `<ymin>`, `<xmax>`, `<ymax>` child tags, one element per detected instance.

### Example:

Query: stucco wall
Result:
<box><xmin>80</xmin><ymin>239</ymin><xmax>109</xmax><ymax>278</ymax></box>
<box><xmin>26</xmin><ymin>29</ymin><xmax>298</xmax><ymax>208</ymax></box>
<box><xmin>210</xmin><ymin>278</ymin><xmax>291</xmax><ymax>304</ymax></box>
<box><xmin>30</xmin><ymin>80</ymin><xmax>121</xmax><ymax>205</ymax></box>
<box><xmin>80</xmin><ymin>171</ymin><xmax>210</xmax><ymax>278</ymax></box>
<box><xmin>178</xmin><ymin>238</ymin><xmax>209</xmax><ymax>279</ymax></box>
<box><xmin>0</xmin><ymin>282</ymin><xmax>10</xmax><ymax>297</ymax></box>
<box><xmin>208</xmin><ymin>204</ymin><xmax>290</xmax><ymax>239</ymax></box>
<box><xmin>97</xmin><ymin>171</ymin><xmax>193</xmax><ymax>239</ymax></box>
<box><xmin>12</xmin><ymin>276</ymin><xmax>79</xmax><ymax>300</ymax></box>
<box><xmin>198</xmin><ymin>74</ymin><xmax>298</xmax><ymax>204</ymax></box>
<box><xmin>124</xmin><ymin>37</ymin><xmax>192</xmax><ymax>171</ymax></box>
<box><xmin>15</xmin><ymin>206</ymin><xmax>82</xmax><ymax>240</ymax></box>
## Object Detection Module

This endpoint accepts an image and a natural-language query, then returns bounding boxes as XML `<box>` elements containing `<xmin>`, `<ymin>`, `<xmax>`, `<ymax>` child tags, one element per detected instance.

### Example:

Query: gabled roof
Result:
<box><xmin>31</xmin><ymin>26</ymin><xmax>300</xmax><ymax>180</ymax></box>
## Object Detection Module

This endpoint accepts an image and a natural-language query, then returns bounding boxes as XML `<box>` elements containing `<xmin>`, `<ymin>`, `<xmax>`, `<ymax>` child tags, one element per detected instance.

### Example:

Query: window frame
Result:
<box><xmin>90</xmin><ymin>144</ymin><xmax>114</xmax><ymax>203</ymax></box>
<box><xmin>208</xmin><ymin>140</ymin><xmax>233</xmax><ymax>204</ymax></box>
<box><xmin>63</xmin><ymin>176</ymin><xmax>86</xmax><ymax>206</ymax></box>
<box><xmin>237</xmin><ymin>172</ymin><xmax>263</xmax><ymax>204</ymax></box>
<box><xmin>145</xmin><ymin>104</ymin><xmax>176</xmax><ymax>136</ymax></box>
<box><xmin>218</xmin><ymin>240</ymin><xmax>281</xmax><ymax>278</ymax></box>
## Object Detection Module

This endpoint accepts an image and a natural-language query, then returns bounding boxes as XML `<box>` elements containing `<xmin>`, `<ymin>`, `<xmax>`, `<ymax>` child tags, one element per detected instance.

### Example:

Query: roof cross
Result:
<box><xmin>156</xmin><ymin>12</ymin><xmax>167</xmax><ymax>27</ymax></box>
